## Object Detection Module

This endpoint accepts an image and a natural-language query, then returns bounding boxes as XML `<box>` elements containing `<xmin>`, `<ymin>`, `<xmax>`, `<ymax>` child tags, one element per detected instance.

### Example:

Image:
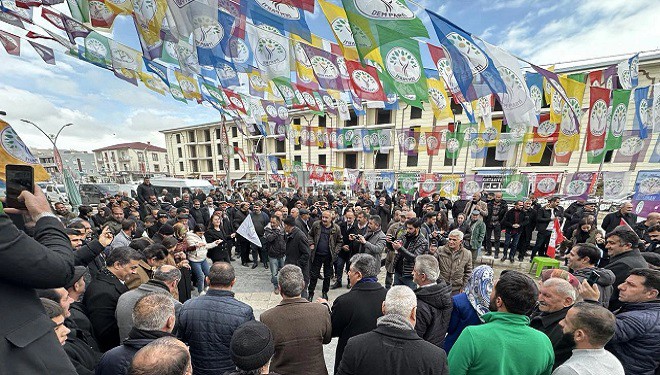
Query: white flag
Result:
<box><xmin>652</xmin><ymin>83</ymin><xmax>660</xmax><ymax>133</ymax></box>
<box><xmin>237</xmin><ymin>215</ymin><xmax>262</xmax><ymax>247</ymax></box>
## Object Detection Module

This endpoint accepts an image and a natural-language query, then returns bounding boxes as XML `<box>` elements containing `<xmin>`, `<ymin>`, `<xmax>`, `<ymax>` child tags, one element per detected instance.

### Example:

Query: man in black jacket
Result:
<box><xmin>530</xmin><ymin>278</ymin><xmax>576</xmax><ymax>369</ymax></box>
<box><xmin>233</xmin><ymin>202</ymin><xmax>251</xmax><ymax>266</ymax></box>
<box><xmin>136</xmin><ymin>177</ymin><xmax>157</xmax><ymax>206</ymax></box>
<box><xmin>283</xmin><ymin>215</ymin><xmax>311</xmax><ymax>298</ymax></box>
<box><xmin>412</xmin><ymin>255</ymin><xmax>452</xmax><ymax>349</ymax></box>
<box><xmin>337</xmin><ymin>286</ymin><xmax>449</xmax><ymax>375</ymax></box>
<box><xmin>84</xmin><ymin>246</ymin><xmax>142</xmax><ymax>352</ymax></box>
<box><xmin>96</xmin><ymin>293</ymin><xmax>176</xmax><ymax>375</ymax></box>
<box><xmin>530</xmin><ymin>196</ymin><xmax>564</xmax><ymax>261</ymax></box>
<box><xmin>604</xmin><ymin>226</ymin><xmax>649</xmax><ymax>311</ymax></box>
<box><xmin>602</xmin><ymin>202</ymin><xmax>637</xmax><ymax>234</ymax></box>
<box><xmin>334</xmin><ymin>210</ymin><xmax>357</xmax><ymax>289</ymax></box>
<box><xmin>501</xmin><ymin>200</ymin><xmax>529</xmax><ymax>263</ymax></box>
<box><xmin>484</xmin><ymin>192</ymin><xmax>507</xmax><ymax>256</ymax></box>
<box><xmin>1</xmin><ymin>186</ymin><xmax>78</xmax><ymax>374</ymax></box>
<box><xmin>326</xmin><ymin>253</ymin><xmax>387</xmax><ymax>373</ymax></box>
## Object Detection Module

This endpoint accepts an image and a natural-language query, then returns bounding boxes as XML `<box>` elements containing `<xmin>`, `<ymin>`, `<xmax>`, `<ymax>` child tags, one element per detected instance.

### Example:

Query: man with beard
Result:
<box><xmin>484</xmin><ymin>192</ymin><xmax>507</xmax><ymax>257</ymax></box>
<box><xmin>54</xmin><ymin>202</ymin><xmax>77</xmax><ymax>225</ymax></box>
<box><xmin>462</xmin><ymin>192</ymin><xmax>488</xmax><ymax>218</ymax></box>
<box><xmin>137</xmin><ymin>177</ymin><xmax>157</xmax><ymax>206</ymax></box>
<box><xmin>501</xmin><ymin>201</ymin><xmax>529</xmax><ymax>263</ymax></box>
<box><xmin>384</xmin><ymin>211</ymin><xmax>413</xmax><ymax>289</ymax></box>
<box><xmin>530</xmin><ymin>278</ymin><xmax>577</xmax><ymax>369</ymax></box>
<box><xmin>645</xmin><ymin>224</ymin><xmax>660</xmax><ymax>254</ymax></box>
<box><xmin>110</xmin><ymin>219</ymin><xmax>136</xmax><ymax>250</ymax></box>
<box><xmin>391</xmin><ymin>218</ymin><xmax>429</xmax><ymax>289</ymax></box>
<box><xmin>307</xmin><ymin>210</ymin><xmax>342</xmax><ymax>301</ymax></box>
<box><xmin>448</xmin><ymin>271</ymin><xmax>553</xmax><ymax>375</ymax></box>
<box><xmin>567</xmin><ymin>243</ymin><xmax>616</xmax><ymax>308</ymax></box>
<box><xmin>334</xmin><ymin>210</ymin><xmax>357</xmax><ymax>290</ymax></box>
<box><xmin>553</xmin><ymin>302</ymin><xmax>624</xmax><ymax>375</ymax></box>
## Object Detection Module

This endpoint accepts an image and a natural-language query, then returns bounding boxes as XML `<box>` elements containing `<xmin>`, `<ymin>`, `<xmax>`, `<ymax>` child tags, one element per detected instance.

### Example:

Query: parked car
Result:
<box><xmin>38</xmin><ymin>182</ymin><xmax>69</xmax><ymax>205</ymax></box>
<box><xmin>79</xmin><ymin>183</ymin><xmax>122</xmax><ymax>205</ymax></box>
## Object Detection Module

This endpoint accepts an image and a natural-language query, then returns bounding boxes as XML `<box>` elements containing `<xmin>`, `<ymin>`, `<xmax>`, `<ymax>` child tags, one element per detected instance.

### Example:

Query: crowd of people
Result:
<box><xmin>1</xmin><ymin>177</ymin><xmax>659</xmax><ymax>375</ymax></box>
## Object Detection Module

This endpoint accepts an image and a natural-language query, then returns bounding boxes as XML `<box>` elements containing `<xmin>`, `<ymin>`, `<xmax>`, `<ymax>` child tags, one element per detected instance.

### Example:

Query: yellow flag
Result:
<box><xmin>138</xmin><ymin>72</ymin><xmax>167</xmax><ymax>95</ymax></box>
<box><xmin>291</xmin><ymin>35</ymin><xmax>319</xmax><ymax>89</ymax></box>
<box><xmin>280</xmin><ymin>158</ymin><xmax>291</xmax><ymax>175</ymax></box>
<box><xmin>132</xmin><ymin>0</ymin><xmax>167</xmax><ymax>49</ymax></box>
<box><xmin>174</xmin><ymin>71</ymin><xmax>201</xmax><ymax>101</ymax></box>
<box><xmin>557</xmin><ymin>76</ymin><xmax>586</xmax><ymax>151</ymax></box>
<box><xmin>247</xmin><ymin>70</ymin><xmax>272</xmax><ymax>98</ymax></box>
<box><xmin>427</xmin><ymin>78</ymin><xmax>454</xmax><ymax>121</ymax></box>
<box><xmin>331</xmin><ymin>167</ymin><xmax>344</xmax><ymax>187</ymax></box>
<box><xmin>317</xmin><ymin>0</ymin><xmax>382</xmax><ymax>66</ymax></box>
<box><xmin>440</xmin><ymin>175</ymin><xmax>461</xmax><ymax>198</ymax></box>
<box><xmin>480</xmin><ymin>118</ymin><xmax>502</xmax><ymax>147</ymax></box>
<box><xmin>521</xmin><ymin>132</ymin><xmax>546</xmax><ymax>163</ymax></box>
<box><xmin>0</xmin><ymin>120</ymin><xmax>50</xmax><ymax>182</ymax></box>
<box><xmin>543</xmin><ymin>65</ymin><xmax>555</xmax><ymax>105</ymax></box>
<box><xmin>105</xmin><ymin>0</ymin><xmax>134</xmax><ymax>15</ymax></box>
<box><xmin>292</xmin><ymin>124</ymin><xmax>302</xmax><ymax>145</ymax></box>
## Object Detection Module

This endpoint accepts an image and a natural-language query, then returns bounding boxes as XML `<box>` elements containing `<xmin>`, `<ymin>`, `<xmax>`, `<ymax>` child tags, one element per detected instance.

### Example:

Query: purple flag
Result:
<box><xmin>28</xmin><ymin>40</ymin><xmax>55</xmax><ymax>64</ymax></box>
<box><xmin>563</xmin><ymin>172</ymin><xmax>597</xmax><ymax>200</ymax></box>
<box><xmin>632</xmin><ymin>170</ymin><xmax>660</xmax><ymax>218</ymax></box>
<box><xmin>530</xmin><ymin>63</ymin><xmax>580</xmax><ymax>133</ymax></box>
<box><xmin>461</xmin><ymin>175</ymin><xmax>483</xmax><ymax>199</ymax></box>
<box><xmin>613</xmin><ymin>130</ymin><xmax>651</xmax><ymax>164</ymax></box>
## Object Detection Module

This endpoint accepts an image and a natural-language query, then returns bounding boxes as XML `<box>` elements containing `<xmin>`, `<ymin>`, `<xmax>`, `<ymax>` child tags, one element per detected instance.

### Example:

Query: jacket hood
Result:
<box><xmin>573</xmin><ymin>267</ymin><xmax>615</xmax><ymax>287</ymax></box>
<box><xmin>415</xmin><ymin>280</ymin><xmax>452</xmax><ymax>310</ymax></box>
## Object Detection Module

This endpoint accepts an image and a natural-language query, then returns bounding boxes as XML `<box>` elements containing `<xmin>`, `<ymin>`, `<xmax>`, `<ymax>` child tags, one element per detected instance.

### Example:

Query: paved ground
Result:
<box><xmin>223</xmin><ymin>251</ymin><xmax>554</xmax><ymax>374</ymax></box>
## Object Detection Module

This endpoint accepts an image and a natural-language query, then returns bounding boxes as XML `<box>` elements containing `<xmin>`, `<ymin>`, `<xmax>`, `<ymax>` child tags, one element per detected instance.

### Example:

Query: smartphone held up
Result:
<box><xmin>5</xmin><ymin>164</ymin><xmax>34</xmax><ymax>210</ymax></box>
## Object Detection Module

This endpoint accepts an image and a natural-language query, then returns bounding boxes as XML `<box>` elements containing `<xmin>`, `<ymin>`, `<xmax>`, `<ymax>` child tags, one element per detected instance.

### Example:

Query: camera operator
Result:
<box><xmin>1</xmin><ymin>185</ymin><xmax>78</xmax><ymax>373</ymax></box>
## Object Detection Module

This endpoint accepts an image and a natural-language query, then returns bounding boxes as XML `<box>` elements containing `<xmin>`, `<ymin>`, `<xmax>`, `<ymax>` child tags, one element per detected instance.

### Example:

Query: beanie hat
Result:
<box><xmin>158</xmin><ymin>223</ymin><xmax>175</xmax><ymax>236</ymax></box>
<box><xmin>230</xmin><ymin>321</ymin><xmax>274</xmax><ymax>371</ymax></box>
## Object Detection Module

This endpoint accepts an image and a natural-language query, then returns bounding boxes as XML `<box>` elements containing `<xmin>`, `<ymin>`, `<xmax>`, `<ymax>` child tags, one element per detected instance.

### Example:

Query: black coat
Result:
<box><xmin>95</xmin><ymin>329</ymin><xmax>172</xmax><ymax>375</ymax></box>
<box><xmin>190</xmin><ymin>207</ymin><xmax>210</xmax><ymax>227</ymax></box>
<box><xmin>530</xmin><ymin>306</ymin><xmax>572</xmax><ymax>369</ymax></box>
<box><xmin>602</xmin><ymin>211</ymin><xmax>638</xmax><ymax>234</ymax></box>
<box><xmin>205</xmin><ymin>226</ymin><xmax>230</xmax><ymax>262</ymax></box>
<box><xmin>337</xmin><ymin>324</ymin><xmax>449</xmax><ymax>375</ymax></box>
<box><xmin>83</xmin><ymin>268</ymin><xmax>128</xmax><ymax>352</ymax></box>
<box><xmin>338</xmin><ymin>220</ymin><xmax>357</xmax><ymax>260</ymax></box>
<box><xmin>414</xmin><ymin>280</ymin><xmax>453</xmax><ymax>348</ymax></box>
<box><xmin>63</xmin><ymin>327</ymin><xmax>101</xmax><ymax>375</ymax></box>
<box><xmin>0</xmin><ymin>214</ymin><xmax>77</xmax><ymax>375</ymax></box>
<box><xmin>605</xmin><ymin>249</ymin><xmax>649</xmax><ymax>311</ymax></box>
<box><xmin>284</xmin><ymin>227</ymin><xmax>311</xmax><ymax>276</ymax></box>
<box><xmin>136</xmin><ymin>183</ymin><xmax>157</xmax><ymax>205</ymax></box>
<box><xmin>74</xmin><ymin>239</ymin><xmax>106</xmax><ymax>267</ymax></box>
<box><xmin>331</xmin><ymin>281</ymin><xmax>387</xmax><ymax>373</ymax></box>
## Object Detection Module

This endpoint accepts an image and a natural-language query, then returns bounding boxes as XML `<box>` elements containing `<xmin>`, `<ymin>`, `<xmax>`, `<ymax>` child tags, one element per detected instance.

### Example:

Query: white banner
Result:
<box><xmin>237</xmin><ymin>215</ymin><xmax>262</xmax><ymax>247</ymax></box>
<box><xmin>602</xmin><ymin>171</ymin><xmax>630</xmax><ymax>200</ymax></box>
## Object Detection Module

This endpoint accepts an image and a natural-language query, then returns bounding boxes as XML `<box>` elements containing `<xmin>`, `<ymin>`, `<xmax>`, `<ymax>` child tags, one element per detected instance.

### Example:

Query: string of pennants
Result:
<box><xmin>0</xmin><ymin>0</ymin><xmax>659</xmax><ymax>159</ymax></box>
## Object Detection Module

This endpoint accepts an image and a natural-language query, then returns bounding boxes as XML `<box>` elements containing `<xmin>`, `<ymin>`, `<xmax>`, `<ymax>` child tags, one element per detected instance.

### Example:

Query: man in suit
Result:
<box><xmin>333</xmin><ymin>210</ymin><xmax>357</xmax><ymax>289</ymax></box>
<box><xmin>295</xmin><ymin>208</ymin><xmax>311</xmax><ymax>234</ymax></box>
<box><xmin>283</xmin><ymin>216</ymin><xmax>311</xmax><ymax>298</ymax></box>
<box><xmin>1</xmin><ymin>186</ymin><xmax>78</xmax><ymax>374</ymax></box>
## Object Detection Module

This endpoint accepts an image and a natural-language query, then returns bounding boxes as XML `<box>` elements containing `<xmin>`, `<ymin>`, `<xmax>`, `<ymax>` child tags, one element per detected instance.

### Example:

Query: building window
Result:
<box><xmin>152</xmin><ymin>153</ymin><xmax>158</xmax><ymax>161</ymax></box>
<box><xmin>294</xmin><ymin>143</ymin><xmax>301</xmax><ymax>151</ymax></box>
<box><xmin>175</xmin><ymin>134</ymin><xmax>181</xmax><ymax>143</ymax></box>
<box><xmin>187</xmin><ymin>130</ymin><xmax>195</xmax><ymax>142</ymax></box>
<box><xmin>233</xmin><ymin>142</ymin><xmax>239</xmax><ymax>149</ymax></box>
<box><xmin>318</xmin><ymin>154</ymin><xmax>326</xmax><ymax>166</ymax></box>
<box><xmin>493</xmin><ymin>97</ymin><xmax>502</xmax><ymax>112</ymax></box>
<box><xmin>232</xmin><ymin>127</ymin><xmax>238</xmax><ymax>137</ymax></box>
<box><xmin>207</xmin><ymin>160</ymin><xmax>213</xmax><ymax>171</ymax></box>
<box><xmin>218</xmin><ymin>159</ymin><xmax>225</xmax><ymax>170</ymax></box>
<box><xmin>484</xmin><ymin>147</ymin><xmax>504</xmax><ymax>167</ymax></box>
<box><xmin>375</xmin><ymin>153</ymin><xmax>389</xmax><ymax>169</ymax></box>
<box><xmin>529</xmin><ymin>144</ymin><xmax>553</xmax><ymax>167</ymax></box>
<box><xmin>294</xmin><ymin>155</ymin><xmax>302</xmax><ymax>163</ymax></box>
<box><xmin>217</xmin><ymin>144</ymin><xmax>223</xmax><ymax>154</ymax></box>
<box><xmin>179</xmin><ymin>162</ymin><xmax>184</xmax><ymax>171</ymax></box>
<box><xmin>189</xmin><ymin>146</ymin><xmax>197</xmax><ymax>158</ymax></box>
<box><xmin>406</xmin><ymin>153</ymin><xmax>418</xmax><ymax>167</ymax></box>
<box><xmin>345</xmin><ymin>153</ymin><xmax>357</xmax><ymax>169</ymax></box>
<box><xmin>293</xmin><ymin>117</ymin><xmax>301</xmax><ymax>125</ymax></box>
<box><xmin>256</xmin><ymin>142</ymin><xmax>264</xmax><ymax>153</ymax></box>
<box><xmin>604</xmin><ymin>150</ymin><xmax>613</xmax><ymax>163</ymax></box>
<box><xmin>153</xmin><ymin>165</ymin><xmax>160</xmax><ymax>172</ymax></box>
<box><xmin>204</xmin><ymin>129</ymin><xmax>211</xmax><ymax>142</ymax></box>
<box><xmin>137</xmin><ymin>153</ymin><xmax>144</xmax><ymax>162</ymax></box>
<box><xmin>191</xmin><ymin>160</ymin><xmax>199</xmax><ymax>172</ymax></box>
<box><xmin>346</xmin><ymin>110</ymin><xmax>358</xmax><ymax>126</ymax></box>
<box><xmin>276</xmin><ymin>140</ymin><xmax>286</xmax><ymax>153</ymax></box>
<box><xmin>234</xmin><ymin>159</ymin><xmax>240</xmax><ymax>170</ymax></box>
<box><xmin>410</xmin><ymin>106</ymin><xmax>423</xmax><ymax>120</ymax></box>
<box><xmin>376</xmin><ymin>109</ymin><xmax>392</xmax><ymax>124</ymax></box>
<box><xmin>177</xmin><ymin>148</ymin><xmax>183</xmax><ymax>158</ymax></box>
<box><xmin>318</xmin><ymin>115</ymin><xmax>327</xmax><ymax>127</ymax></box>
<box><xmin>206</xmin><ymin>145</ymin><xmax>212</xmax><ymax>157</ymax></box>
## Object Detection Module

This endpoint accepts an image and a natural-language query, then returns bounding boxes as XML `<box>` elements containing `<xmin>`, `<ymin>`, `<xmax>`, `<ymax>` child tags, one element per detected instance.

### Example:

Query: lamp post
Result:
<box><xmin>20</xmin><ymin>119</ymin><xmax>73</xmax><ymax>177</ymax></box>
<box><xmin>142</xmin><ymin>141</ymin><xmax>151</xmax><ymax>178</ymax></box>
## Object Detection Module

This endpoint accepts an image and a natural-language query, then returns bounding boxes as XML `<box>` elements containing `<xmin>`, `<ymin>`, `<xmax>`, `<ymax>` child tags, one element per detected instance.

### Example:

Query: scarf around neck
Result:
<box><xmin>377</xmin><ymin>314</ymin><xmax>414</xmax><ymax>331</ymax></box>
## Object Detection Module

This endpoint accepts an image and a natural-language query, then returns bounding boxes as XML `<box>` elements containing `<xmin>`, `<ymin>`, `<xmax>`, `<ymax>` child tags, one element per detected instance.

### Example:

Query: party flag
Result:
<box><xmin>0</xmin><ymin>30</ymin><xmax>20</xmax><ymax>55</ymax></box>
<box><xmin>586</xmin><ymin>86</ymin><xmax>611</xmax><ymax>151</ymax></box>
<box><xmin>607</xmin><ymin>89</ymin><xmax>632</xmax><ymax>150</ymax></box>
<box><xmin>347</xmin><ymin>60</ymin><xmax>386</xmax><ymax>102</ymax></box>
<box><xmin>0</xmin><ymin>120</ymin><xmax>50</xmax><ymax>182</ymax></box>
<box><xmin>633</xmin><ymin>86</ymin><xmax>650</xmax><ymax>139</ymax></box>
<box><xmin>613</xmin><ymin>130</ymin><xmax>651</xmax><ymax>164</ymax></box>
<box><xmin>378</xmin><ymin>36</ymin><xmax>427</xmax><ymax>108</ymax></box>
<box><xmin>564</xmin><ymin>172</ymin><xmax>597</xmax><ymax>200</ymax></box>
<box><xmin>427</xmin><ymin>77</ymin><xmax>454</xmax><ymax>121</ymax></box>
<box><xmin>532</xmin><ymin>173</ymin><xmax>561</xmax><ymax>198</ymax></box>
<box><xmin>521</xmin><ymin>132</ymin><xmax>545</xmax><ymax>164</ymax></box>
<box><xmin>502</xmin><ymin>174</ymin><xmax>529</xmax><ymax>201</ymax></box>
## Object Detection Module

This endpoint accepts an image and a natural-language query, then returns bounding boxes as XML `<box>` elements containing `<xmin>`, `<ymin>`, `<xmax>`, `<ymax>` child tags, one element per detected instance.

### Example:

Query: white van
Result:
<box><xmin>149</xmin><ymin>178</ymin><xmax>213</xmax><ymax>199</ymax></box>
<box><xmin>38</xmin><ymin>183</ymin><xmax>69</xmax><ymax>205</ymax></box>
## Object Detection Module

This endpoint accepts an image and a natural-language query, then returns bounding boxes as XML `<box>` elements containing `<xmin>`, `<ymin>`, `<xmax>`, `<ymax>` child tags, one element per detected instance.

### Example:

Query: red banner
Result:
<box><xmin>532</xmin><ymin>173</ymin><xmax>561</xmax><ymax>197</ymax></box>
<box><xmin>425</xmin><ymin>130</ymin><xmax>442</xmax><ymax>156</ymax></box>
<box><xmin>535</xmin><ymin>113</ymin><xmax>559</xmax><ymax>143</ymax></box>
<box><xmin>586</xmin><ymin>86</ymin><xmax>611</xmax><ymax>151</ymax></box>
<box><xmin>295</xmin><ymin>84</ymin><xmax>321</xmax><ymax>113</ymax></box>
<box><xmin>223</xmin><ymin>89</ymin><xmax>246</xmax><ymax>114</ymax></box>
<box><xmin>346</xmin><ymin>60</ymin><xmax>386</xmax><ymax>102</ymax></box>
<box><xmin>419</xmin><ymin>173</ymin><xmax>440</xmax><ymax>198</ymax></box>
<box><xmin>427</xmin><ymin>43</ymin><xmax>465</xmax><ymax>103</ymax></box>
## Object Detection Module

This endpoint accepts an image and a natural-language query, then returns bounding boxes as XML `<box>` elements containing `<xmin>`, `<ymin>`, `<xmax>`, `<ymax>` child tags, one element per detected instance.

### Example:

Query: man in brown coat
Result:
<box><xmin>434</xmin><ymin>229</ymin><xmax>473</xmax><ymax>295</ymax></box>
<box><xmin>261</xmin><ymin>265</ymin><xmax>332</xmax><ymax>375</ymax></box>
<box><xmin>307</xmin><ymin>210</ymin><xmax>343</xmax><ymax>300</ymax></box>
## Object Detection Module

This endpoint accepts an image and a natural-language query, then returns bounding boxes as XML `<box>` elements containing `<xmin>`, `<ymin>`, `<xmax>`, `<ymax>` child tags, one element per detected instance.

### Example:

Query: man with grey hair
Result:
<box><xmin>129</xmin><ymin>336</ymin><xmax>192</xmax><ymax>375</ymax></box>
<box><xmin>337</xmin><ymin>286</ymin><xmax>449</xmax><ymax>375</ymax></box>
<box><xmin>434</xmin><ymin>229</ymin><xmax>472</xmax><ymax>295</ymax></box>
<box><xmin>326</xmin><ymin>254</ymin><xmax>387</xmax><ymax>373</ymax></box>
<box><xmin>384</xmin><ymin>210</ymin><xmax>414</xmax><ymax>289</ymax></box>
<box><xmin>412</xmin><ymin>255</ymin><xmax>452</xmax><ymax>348</ymax></box>
<box><xmin>260</xmin><ymin>265</ymin><xmax>332</xmax><ymax>375</ymax></box>
<box><xmin>96</xmin><ymin>293</ymin><xmax>176</xmax><ymax>375</ymax></box>
<box><xmin>116</xmin><ymin>265</ymin><xmax>183</xmax><ymax>340</ymax></box>
<box><xmin>531</xmin><ymin>278</ymin><xmax>577</xmax><ymax>369</ymax></box>
<box><xmin>178</xmin><ymin>262</ymin><xmax>254</xmax><ymax>375</ymax></box>
<box><xmin>356</xmin><ymin>215</ymin><xmax>387</xmax><ymax>266</ymax></box>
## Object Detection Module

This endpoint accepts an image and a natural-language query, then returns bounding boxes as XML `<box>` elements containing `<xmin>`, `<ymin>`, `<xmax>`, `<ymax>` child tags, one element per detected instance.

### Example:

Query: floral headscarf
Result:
<box><xmin>463</xmin><ymin>265</ymin><xmax>494</xmax><ymax>319</ymax></box>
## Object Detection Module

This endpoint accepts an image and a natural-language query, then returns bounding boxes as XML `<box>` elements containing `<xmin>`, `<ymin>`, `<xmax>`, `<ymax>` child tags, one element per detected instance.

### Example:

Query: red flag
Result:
<box><xmin>547</xmin><ymin>218</ymin><xmax>564</xmax><ymax>258</ymax></box>
<box><xmin>586</xmin><ymin>86</ymin><xmax>611</xmax><ymax>151</ymax></box>
<box><xmin>41</xmin><ymin>7</ymin><xmax>65</xmax><ymax>30</ymax></box>
<box><xmin>233</xmin><ymin>147</ymin><xmax>247</xmax><ymax>162</ymax></box>
<box><xmin>0</xmin><ymin>31</ymin><xmax>20</xmax><ymax>56</ymax></box>
<box><xmin>535</xmin><ymin>113</ymin><xmax>559</xmax><ymax>143</ymax></box>
<box><xmin>619</xmin><ymin>218</ymin><xmax>634</xmax><ymax>231</ymax></box>
<box><xmin>532</xmin><ymin>173</ymin><xmax>561</xmax><ymax>198</ymax></box>
<box><xmin>295</xmin><ymin>84</ymin><xmax>321</xmax><ymax>113</ymax></box>
<box><xmin>427</xmin><ymin>43</ymin><xmax>465</xmax><ymax>103</ymax></box>
<box><xmin>419</xmin><ymin>174</ymin><xmax>440</xmax><ymax>198</ymax></box>
<box><xmin>223</xmin><ymin>90</ymin><xmax>246</xmax><ymax>114</ymax></box>
<box><xmin>346</xmin><ymin>60</ymin><xmax>386</xmax><ymax>102</ymax></box>
<box><xmin>426</xmin><ymin>130</ymin><xmax>442</xmax><ymax>156</ymax></box>
<box><xmin>16</xmin><ymin>0</ymin><xmax>41</xmax><ymax>8</ymax></box>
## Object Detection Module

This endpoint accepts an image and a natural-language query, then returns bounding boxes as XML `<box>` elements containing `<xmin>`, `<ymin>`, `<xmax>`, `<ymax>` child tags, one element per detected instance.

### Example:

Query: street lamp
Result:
<box><xmin>142</xmin><ymin>141</ymin><xmax>151</xmax><ymax>178</ymax></box>
<box><xmin>20</xmin><ymin>119</ymin><xmax>73</xmax><ymax>175</ymax></box>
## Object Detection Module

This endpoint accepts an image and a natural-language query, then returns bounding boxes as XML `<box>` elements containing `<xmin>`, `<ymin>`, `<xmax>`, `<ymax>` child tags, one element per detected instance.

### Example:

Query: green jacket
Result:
<box><xmin>448</xmin><ymin>312</ymin><xmax>554</xmax><ymax>375</ymax></box>
<box><xmin>469</xmin><ymin>219</ymin><xmax>486</xmax><ymax>251</ymax></box>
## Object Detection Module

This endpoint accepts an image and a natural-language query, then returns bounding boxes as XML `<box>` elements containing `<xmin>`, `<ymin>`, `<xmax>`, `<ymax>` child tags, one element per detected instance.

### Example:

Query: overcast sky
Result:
<box><xmin>2</xmin><ymin>0</ymin><xmax>659</xmax><ymax>152</ymax></box>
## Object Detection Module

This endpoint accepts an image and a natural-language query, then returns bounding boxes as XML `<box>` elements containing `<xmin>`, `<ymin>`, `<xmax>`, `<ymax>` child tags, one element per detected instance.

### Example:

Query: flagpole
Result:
<box><xmin>398</xmin><ymin>104</ymin><xmax>409</xmax><ymax>172</ymax></box>
<box><xmin>575</xmin><ymin>132</ymin><xmax>587</xmax><ymax>172</ymax></box>
<box><xmin>303</xmin><ymin>114</ymin><xmax>316</xmax><ymax>191</ymax></box>
<box><xmin>427</xmin><ymin>117</ymin><xmax>436</xmax><ymax>173</ymax></box>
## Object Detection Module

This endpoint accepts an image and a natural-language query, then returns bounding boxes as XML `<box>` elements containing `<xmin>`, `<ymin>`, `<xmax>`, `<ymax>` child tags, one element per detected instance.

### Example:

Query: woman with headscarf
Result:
<box><xmin>444</xmin><ymin>265</ymin><xmax>494</xmax><ymax>353</ymax></box>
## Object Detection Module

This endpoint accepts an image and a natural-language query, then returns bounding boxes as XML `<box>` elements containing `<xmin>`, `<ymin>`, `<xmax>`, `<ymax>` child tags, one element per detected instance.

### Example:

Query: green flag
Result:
<box><xmin>379</xmin><ymin>36</ymin><xmax>428</xmax><ymax>108</ymax></box>
<box><xmin>169</xmin><ymin>83</ymin><xmax>188</xmax><ymax>103</ymax></box>
<box><xmin>369</xmin><ymin>129</ymin><xmax>380</xmax><ymax>151</ymax></box>
<box><xmin>607</xmin><ymin>89</ymin><xmax>631</xmax><ymax>150</ymax></box>
<box><xmin>341</xmin><ymin>0</ymin><xmax>428</xmax><ymax>61</ymax></box>
<box><xmin>202</xmin><ymin>82</ymin><xmax>226</xmax><ymax>106</ymax></box>
<box><xmin>272</xmin><ymin>78</ymin><xmax>301</xmax><ymax>107</ymax></box>
<box><xmin>502</xmin><ymin>174</ymin><xmax>530</xmax><ymax>201</ymax></box>
<box><xmin>84</xmin><ymin>32</ymin><xmax>111</xmax><ymax>67</ymax></box>
<box><xmin>68</xmin><ymin>0</ymin><xmax>90</xmax><ymax>23</ymax></box>
<box><xmin>399</xmin><ymin>172</ymin><xmax>418</xmax><ymax>195</ymax></box>
<box><xmin>587</xmin><ymin>147</ymin><xmax>606</xmax><ymax>164</ymax></box>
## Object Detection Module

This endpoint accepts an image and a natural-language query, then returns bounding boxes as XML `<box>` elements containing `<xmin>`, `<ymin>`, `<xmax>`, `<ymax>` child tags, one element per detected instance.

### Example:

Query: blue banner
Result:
<box><xmin>633</xmin><ymin>86</ymin><xmax>650</xmax><ymax>139</ymax></box>
<box><xmin>426</xmin><ymin>10</ymin><xmax>506</xmax><ymax>102</ymax></box>
<box><xmin>525</xmin><ymin>72</ymin><xmax>544</xmax><ymax>118</ymax></box>
<box><xmin>248</xmin><ymin>0</ymin><xmax>311</xmax><ymax>41</ymax></box>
